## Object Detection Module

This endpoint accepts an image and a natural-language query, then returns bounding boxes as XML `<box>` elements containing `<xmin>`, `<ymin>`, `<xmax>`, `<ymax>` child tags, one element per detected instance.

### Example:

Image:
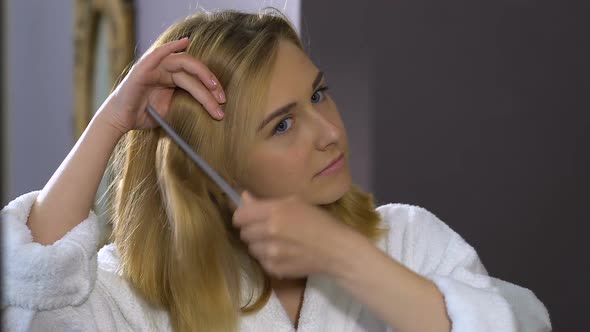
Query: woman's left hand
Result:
<box><xmin>232</xmin><ymin>191</ymin><xmax>356</xmax><ymax>279</ymax></box>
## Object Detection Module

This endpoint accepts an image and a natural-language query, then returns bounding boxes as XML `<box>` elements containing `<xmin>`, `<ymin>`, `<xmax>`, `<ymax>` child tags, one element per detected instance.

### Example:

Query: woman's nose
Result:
<box><xmin>312</xmin><ymin>112</ymin><xmax>341</xmax><ymax>151</ymax></box>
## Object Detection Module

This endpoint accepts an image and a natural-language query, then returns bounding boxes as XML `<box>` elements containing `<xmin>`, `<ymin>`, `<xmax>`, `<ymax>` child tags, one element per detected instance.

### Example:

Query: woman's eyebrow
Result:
<box><xmin>311</xmin><ymin>71</ymin><xmax>324</xmax><ymax>91</ymax></box>
<box><xmin>257</xmin><ymin>71</ymin><xmax>324</xmax><ymax>132</ymax></box>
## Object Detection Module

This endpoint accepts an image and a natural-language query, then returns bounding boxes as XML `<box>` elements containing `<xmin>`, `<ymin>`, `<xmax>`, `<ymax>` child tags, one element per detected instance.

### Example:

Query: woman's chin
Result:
<box><xmin>311</xmin><ymin>172</ymin><xmax>352</xmax><ymax>205</ymax></box>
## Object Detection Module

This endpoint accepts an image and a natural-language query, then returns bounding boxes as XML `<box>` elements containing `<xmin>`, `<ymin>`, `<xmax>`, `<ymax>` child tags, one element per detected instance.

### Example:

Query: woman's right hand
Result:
<box><xmin>99</xmin><ymin>37</ymin><xmax>225</xmax><ymax>135</ymax></box>
<box><xmin>24</xmin><ymin>38</ymin><xmax>226</xmax><ymax>246</ymax></box>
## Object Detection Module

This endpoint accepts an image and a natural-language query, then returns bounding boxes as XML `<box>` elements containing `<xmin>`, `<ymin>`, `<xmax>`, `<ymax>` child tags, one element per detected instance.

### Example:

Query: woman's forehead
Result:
<box><xmin>263</xmin><ymin>41</ymin><xmax>320</xmax><ymax>114</ymax></box>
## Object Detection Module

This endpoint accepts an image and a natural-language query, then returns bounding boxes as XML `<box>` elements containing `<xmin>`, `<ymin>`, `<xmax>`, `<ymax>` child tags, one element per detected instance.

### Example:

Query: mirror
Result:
<box><xmin>74</xmin><ymin>0</ymin><xmax>135</xmax><ymax>246</ymax></box>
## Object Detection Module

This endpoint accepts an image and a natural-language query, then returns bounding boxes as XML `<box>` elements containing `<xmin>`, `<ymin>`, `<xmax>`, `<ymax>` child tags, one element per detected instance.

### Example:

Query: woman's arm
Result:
<box><xmin>326</xmin><ymin>205</ymin><xmax>550</xmax><ymax>332</ymax></box>
<box><xmin>231</xmin><ymin>190</ymin><xmax>549</xmax><ymax>331</ymax></box>
<box><xmin>328</xmin><ymin>230</ymin><xmax>451</xmax><ymax>332</ymax></box>
<box><xmin>26</xmin><ymin>107</ymin><xmax>124</xmax><ymax>245</ymax></box>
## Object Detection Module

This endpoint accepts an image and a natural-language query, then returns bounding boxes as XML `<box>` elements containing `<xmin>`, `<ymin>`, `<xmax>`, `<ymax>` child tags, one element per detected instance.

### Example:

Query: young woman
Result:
<box><xmin>2</xmin><ymin>9</ymin><xmax>551</xmax><ymax>332</ymax></box>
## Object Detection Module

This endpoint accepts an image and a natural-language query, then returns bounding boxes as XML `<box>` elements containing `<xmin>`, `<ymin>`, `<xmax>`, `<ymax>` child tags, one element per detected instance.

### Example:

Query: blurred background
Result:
<box><xmin>2</xmin><ymin>0</ymin><xmax>588</xmax><ymax>330</ymax></box>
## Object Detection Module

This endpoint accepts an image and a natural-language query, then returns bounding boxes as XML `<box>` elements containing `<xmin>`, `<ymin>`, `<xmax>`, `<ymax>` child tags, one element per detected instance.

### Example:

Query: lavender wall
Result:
<box><xmin>1</xmin><ymin>0</ymin><xmax>8</xmax><ymax>204</ymax></box>
<box><xmin>5</xmin><ymin>0</ymin><xmax>75</xmax><ymax>205</ymax></box>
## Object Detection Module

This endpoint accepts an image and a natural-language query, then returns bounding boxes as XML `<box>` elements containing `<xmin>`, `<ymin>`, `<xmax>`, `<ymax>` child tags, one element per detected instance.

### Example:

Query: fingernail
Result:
<box><xmin>216</xmin><ymin>107</ymin><xmax>224</xmax><ymax>118</ymax></box>
<box><xmin>217</xmin><ymin>91</ymin><xmax>226</xmax><ymax>103</ymax></box>
<box><xmin>210</xmin><ymin>77</ymin><xmax>218</xmax><ymax>87</ymax></box>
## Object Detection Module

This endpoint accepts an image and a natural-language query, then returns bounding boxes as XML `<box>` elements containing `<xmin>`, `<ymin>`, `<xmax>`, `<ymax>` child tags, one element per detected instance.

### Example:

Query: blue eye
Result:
<box><xmin>271</xmin><ymin>86</ymin><xmax>329</xmax><ymax>137</ymax></box>
<box><xmin>311</xmin><ymin>86</ymin><xmax>329</xmax><ymax>104</ymax></box>
<box><xmin>274</xmin><ymin>118</ymin><xmax>294</xmax><ymax>136</ymax></box>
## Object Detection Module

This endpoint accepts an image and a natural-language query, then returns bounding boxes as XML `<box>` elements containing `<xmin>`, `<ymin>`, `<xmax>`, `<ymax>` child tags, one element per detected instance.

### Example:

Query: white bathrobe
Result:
<box><xmin>1</xmin><ymin>191</ymin><xmax>552</xmax><ymax>331</ymax></box>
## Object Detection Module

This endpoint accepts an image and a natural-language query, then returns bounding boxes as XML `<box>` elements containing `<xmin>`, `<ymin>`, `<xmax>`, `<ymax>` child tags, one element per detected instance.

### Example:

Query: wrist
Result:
<box><xmin>93</xmin><ymin>99</ymin><xmax>129</xmax><ymax>138</ymax></box>
<box><xmin>323</xmin><ymin>226</ymin><xmax>376</xmax><ymax>282</ymax></box>
<box><xmin>90</xmin><ymin>107</ymin><xmax>127</xmax><ymax>143</ymax></box>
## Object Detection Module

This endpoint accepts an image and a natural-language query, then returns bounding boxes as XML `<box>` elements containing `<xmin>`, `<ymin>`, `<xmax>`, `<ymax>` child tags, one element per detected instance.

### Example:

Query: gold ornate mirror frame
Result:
<box><xmin>74</xmin><ymin>0</ymin><xmax>135</xmax><ymax>138</ymax></box>
<box><xmin>74</xmin><ymin>0</ymin><xmax>135</xmax><ymax>246</ymax></box>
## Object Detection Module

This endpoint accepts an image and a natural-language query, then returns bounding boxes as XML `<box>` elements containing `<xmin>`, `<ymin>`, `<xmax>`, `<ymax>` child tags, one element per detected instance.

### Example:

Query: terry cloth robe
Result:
<box><xmin>2</xmin><ymin>191</ymin><xmax>552</xmax><ymax>331</ymax></box>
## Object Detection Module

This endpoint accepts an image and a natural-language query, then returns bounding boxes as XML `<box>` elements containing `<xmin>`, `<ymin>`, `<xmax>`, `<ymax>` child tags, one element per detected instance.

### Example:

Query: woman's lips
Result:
<box><xmin>316</xmin><ymin>153</ymin><xmax>345</xmax><ymax>177</ymax></box>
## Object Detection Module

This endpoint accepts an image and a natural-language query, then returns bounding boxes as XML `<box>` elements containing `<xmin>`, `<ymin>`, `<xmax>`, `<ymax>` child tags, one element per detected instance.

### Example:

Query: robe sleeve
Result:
<box><xmin>379</xmin><ymin>204</ymin><xmax>552</xmax><ymax>332</ymax></box>
<box><xmin>1</xmin><ymin>191</ymin><xmax>100</xmax><ymax>330</ymax></box>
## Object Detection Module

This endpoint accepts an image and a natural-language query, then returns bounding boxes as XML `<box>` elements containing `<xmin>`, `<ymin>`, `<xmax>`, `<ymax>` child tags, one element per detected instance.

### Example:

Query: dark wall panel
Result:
<box><xmin>301</xmin><ymin>1</ymin><xmax>374</xmax><ymax>191</ymax></box>
<box><xmin>373</xmin><ymin>1</ymin><xmax>589</xmax><ymax>330</ymax></box>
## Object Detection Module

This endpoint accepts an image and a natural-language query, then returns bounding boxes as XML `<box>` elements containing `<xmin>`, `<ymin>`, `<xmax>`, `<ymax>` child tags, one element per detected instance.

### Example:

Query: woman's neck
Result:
<box><xmin>270</xmin><ymin>276</ymin><xmax>307</xmax><ymax>290</ymax></box>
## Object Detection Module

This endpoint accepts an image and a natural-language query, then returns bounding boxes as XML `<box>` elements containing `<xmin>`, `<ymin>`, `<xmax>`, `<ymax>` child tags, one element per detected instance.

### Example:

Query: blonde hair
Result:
<box><xmin>108</xmin><ymin>8</ymin><xmax>386</xmax><ymax>332</ymax></box>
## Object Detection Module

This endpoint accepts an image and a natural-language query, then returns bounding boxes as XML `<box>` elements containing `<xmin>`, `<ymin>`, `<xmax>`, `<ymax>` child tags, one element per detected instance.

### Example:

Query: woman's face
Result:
<box><xmin>241</xmin><ymin>40</ymin><xmax>351</xmax><ymax>205</ymax></box>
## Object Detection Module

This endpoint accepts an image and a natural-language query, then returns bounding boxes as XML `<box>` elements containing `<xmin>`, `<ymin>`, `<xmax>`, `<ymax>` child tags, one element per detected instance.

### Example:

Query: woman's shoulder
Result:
<box><xmin>95</xmin><ymin>242</ymin><xmax>173</xmax><ymax>330</ymax></box>
<box><xmin>375</xmin><ymin>202</ymin><xmax>454</xmax><ymax>234</ymax></box>
<box><xmin>374</xmin><ymin>203</ymin><xmax>459</xmax><ymax>273</ymax></box>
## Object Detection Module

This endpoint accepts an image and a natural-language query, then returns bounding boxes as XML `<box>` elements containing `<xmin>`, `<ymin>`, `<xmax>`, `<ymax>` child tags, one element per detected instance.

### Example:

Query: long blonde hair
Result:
<box><xmin>108</xmin><ymin>8</ymin><xmax>386</xmax><ymax>332</ymax></box>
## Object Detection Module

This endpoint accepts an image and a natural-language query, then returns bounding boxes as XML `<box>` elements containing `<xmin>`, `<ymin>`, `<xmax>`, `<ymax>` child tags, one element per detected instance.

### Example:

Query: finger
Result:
<box><xmin>240</xmin><ymin>222</ymin><xmax>272</xmax><ymax>243</ymax></box>
<box><xmin>232</xmin><ymin>203</ymin><xmax>269</xmax><ymax>228</ymax></box>
<box><xmin>162</xmin><ymin>52</ymin><xmax>224</xmax><ymax>93</ymax></box>
<box><xmin>141</xmin><ymin>37</ymin><xmax>190</xmax><ymax>70</ymax></box>
<box><xmin>241</xmin><ymin>190</ymin><xmax>256</xmax><ymax>203</ymax></box>
<box><xmin>232</xmin><ymin>208</ymin><xmax>262</xmax><ymax>228</ymax></box>
<box><xmin>248</xmin><ymin>241</ymin><xmax>279</xmax><ymax>262</ymax></box>
<box><xmin>170</xmin><ymin>72</ymin><xmax>224</xmax><ymax>120</ymax></box>
<box><xmin>248</xmin><ymin>241</ymin><xmax>266</xmax><ymax>261</ymax></box>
